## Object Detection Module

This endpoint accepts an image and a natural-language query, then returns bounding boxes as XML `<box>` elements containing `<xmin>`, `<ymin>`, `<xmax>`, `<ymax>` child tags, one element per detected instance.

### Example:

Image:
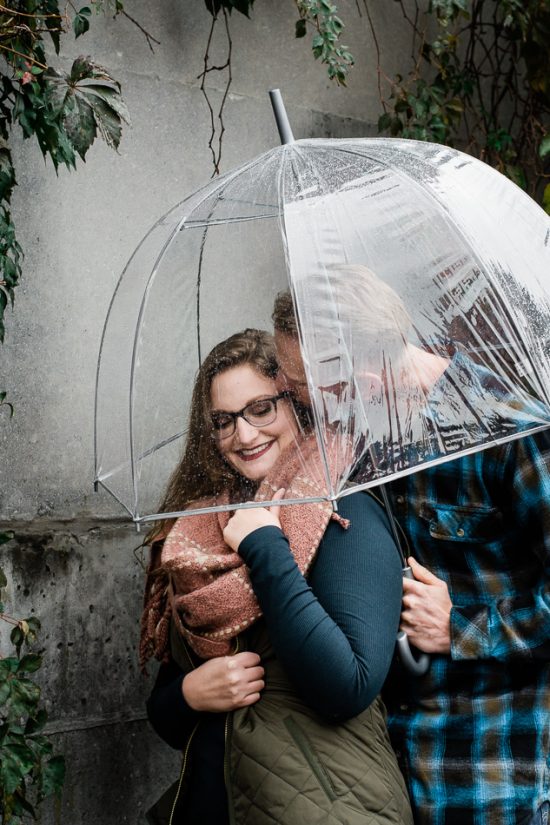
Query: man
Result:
<box><xmin>272</xmin><ymin>270</ymin><xmax>550</xmax><ymax>825</ymax></box>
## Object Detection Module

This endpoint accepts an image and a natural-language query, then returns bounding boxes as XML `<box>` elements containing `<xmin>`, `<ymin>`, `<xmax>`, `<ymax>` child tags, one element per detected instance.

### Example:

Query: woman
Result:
<box><xmin>141</xmin><ymin>329</ymin><xmax>412</xmax><ymax>825</ymax></box>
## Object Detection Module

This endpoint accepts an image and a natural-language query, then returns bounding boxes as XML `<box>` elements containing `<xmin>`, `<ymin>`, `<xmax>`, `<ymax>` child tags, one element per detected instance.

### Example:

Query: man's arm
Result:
<box><xmin>402</xmin><ymin>432</ymin><xmax>550</xmax><ymax>661</ymax></box>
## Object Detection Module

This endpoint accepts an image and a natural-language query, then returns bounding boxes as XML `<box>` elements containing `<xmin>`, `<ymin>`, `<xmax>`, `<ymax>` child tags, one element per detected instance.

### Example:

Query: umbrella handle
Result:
<box><xmin>396</xmin><ymin>565</ymin><xmax>431</xmax><ymax>675</ymax></box>
<box><xmin>395</xmin><ymin>630</ymin><xmax>431</xmax><ymax>676</ymax></box>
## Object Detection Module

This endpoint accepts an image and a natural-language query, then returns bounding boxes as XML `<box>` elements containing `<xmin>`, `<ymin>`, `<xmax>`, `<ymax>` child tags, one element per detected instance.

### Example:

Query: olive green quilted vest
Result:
<box><xmin>150</xmin><ymin>620</ymin><xmax>413</xmax><ymax>825</ymax></box>
<box><xmin>226</xmin><ymin>622</ymin><xmax>412</xmax><ymax>825</ymax></box>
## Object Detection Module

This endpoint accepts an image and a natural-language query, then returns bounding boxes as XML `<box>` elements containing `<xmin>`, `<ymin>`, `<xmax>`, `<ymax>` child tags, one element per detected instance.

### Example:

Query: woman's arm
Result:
<box><xmin>146</xmin><ymin>659</ymin><xmax>198</xmax><ymax>750</ymax></box>
<box><xmin>237</xmin><ymin>492</ymin><xmax>403</xmax><ymax>722</ymax></box>
<box><xmin>147</xmin><ymin>652</ymin><xmax>265</xmax><ymax>749</ymax></box>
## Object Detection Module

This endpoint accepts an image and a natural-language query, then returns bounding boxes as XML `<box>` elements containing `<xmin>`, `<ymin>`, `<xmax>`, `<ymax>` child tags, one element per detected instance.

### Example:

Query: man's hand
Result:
<box><xmin>182</xmin><ymin>652</ymin><xmax>265</xmax><ymax>712</ymax></box>
<box><xmin>223</xmin><ymin>489</ymin><xmax>284</xmax><ymax>551</ymax></box>
<box><xmin>400</xmin><ymin>557</ymin><xmax>452</xmax><ymax>654</ymax></box>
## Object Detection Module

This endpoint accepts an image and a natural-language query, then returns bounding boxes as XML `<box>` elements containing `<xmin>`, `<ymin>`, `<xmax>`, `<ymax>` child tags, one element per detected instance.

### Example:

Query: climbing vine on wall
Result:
<box><xmin>200</xmin><ymin>0</ymin><xmax>353</xmax><ymax>175</ymax></box>
<box><xmin>0</xmin><ymin>0</ymin><xmax>160</xmax><ymax>371</ymax></box>
<box><xmin>0</xmin><ymin>533</ymin><xmax>64</xmax><ymax>824</ymax></box>
<box><xmin>0</xmin><ymin>4</ymin><xmax>156</xmax><ymax>819</ymax></box>
<box><xmin>201</xmin><ymin>1</ymin><xmax>549</xmax><ymax>208</ymax></box>
<box><xmin>364</xmin><ymin>0</ymin><xmax>550</xmax><ymax>209</ymax></box>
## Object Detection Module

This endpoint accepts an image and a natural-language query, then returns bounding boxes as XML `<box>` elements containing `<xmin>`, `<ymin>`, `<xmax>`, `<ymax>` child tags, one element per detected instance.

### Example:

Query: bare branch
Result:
<box><xmin>120</xmin><ymin>9</ymin><xmax>160</xmax><ymax>53</ymax></box>
<box><xmin>0</xmin><ymin>43</ymin><xmax>48</xmax><ymax>69</ymax></box>
<box><xmin>197</xmin><ymin>7</ymin><xmax>233</xmax><ymax>177</ymax></box>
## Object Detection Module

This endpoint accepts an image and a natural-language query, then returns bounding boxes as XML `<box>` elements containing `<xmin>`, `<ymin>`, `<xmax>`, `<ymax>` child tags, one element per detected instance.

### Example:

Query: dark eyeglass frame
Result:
<box><xmin>210</xmin><ymin>392</ymin><xmax>290</xmax><ymax>440</ymax></box>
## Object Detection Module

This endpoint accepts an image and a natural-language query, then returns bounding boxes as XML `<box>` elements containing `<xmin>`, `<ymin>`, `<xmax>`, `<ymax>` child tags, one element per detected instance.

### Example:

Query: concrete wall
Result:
<box><xmin>0</xmin><ymin>2</ymin><xmax>418</xmax><ymax>822</ymax></box>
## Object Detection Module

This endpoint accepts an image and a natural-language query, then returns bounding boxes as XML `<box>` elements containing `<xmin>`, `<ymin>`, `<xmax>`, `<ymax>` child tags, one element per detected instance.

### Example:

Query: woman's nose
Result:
<box><xmin>234</xmin><ymin>416</ymin><xmax>258</xmax><ymax>444</ymax></box>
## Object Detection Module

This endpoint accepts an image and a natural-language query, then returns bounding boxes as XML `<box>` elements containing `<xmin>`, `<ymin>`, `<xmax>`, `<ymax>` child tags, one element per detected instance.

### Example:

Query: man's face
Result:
<box><xmin>274</xmin><ymin>331</ymin><xmax>311</xmax><ymax>405</ymax></box>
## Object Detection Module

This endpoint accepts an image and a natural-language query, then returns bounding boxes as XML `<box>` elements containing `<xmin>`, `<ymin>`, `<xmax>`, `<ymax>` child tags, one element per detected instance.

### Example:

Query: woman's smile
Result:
<box><xmin>210</xmin><ymin>365</ymin><xmax>298</xmax><ymax>481</ymax></box>
<box><xmin>236</xmin><ymin>440</ymin><xmax>275</xmax><ymax>461</ymax></box>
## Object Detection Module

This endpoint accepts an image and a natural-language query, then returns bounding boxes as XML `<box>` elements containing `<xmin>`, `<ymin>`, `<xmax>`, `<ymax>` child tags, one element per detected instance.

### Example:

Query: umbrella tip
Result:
<box><xmin>269</xmin><ymin>89</ymin><xmax>295</xmax><ymax>145</ymax></box>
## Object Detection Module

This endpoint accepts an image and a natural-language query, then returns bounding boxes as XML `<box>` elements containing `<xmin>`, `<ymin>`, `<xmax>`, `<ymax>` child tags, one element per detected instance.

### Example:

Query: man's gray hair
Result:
<box><xmin>309</xmin><ymin>264</ymin><xmax>412</xmax><ymax>350</ymax></box>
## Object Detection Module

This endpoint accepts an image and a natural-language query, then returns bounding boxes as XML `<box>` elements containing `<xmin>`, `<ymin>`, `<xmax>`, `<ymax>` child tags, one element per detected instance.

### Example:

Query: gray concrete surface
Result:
<box><xmin>0</xmin><ymin>2</ymin><xmax>421</xmax><ymax>822</ymax></box>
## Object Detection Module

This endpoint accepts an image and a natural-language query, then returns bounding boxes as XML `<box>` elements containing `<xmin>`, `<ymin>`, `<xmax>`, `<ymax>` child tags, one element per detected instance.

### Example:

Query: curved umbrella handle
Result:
<box><xmin>396</xmin><ymin>630</ymin><xmax>431</xmax><ymax>676</ymax></box>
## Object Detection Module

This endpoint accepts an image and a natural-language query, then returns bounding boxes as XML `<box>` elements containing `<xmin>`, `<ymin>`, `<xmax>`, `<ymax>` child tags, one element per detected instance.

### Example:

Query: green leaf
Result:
<box><xmin>27</xmin><ymin>733</ymin><xmax>53</xmax><ymax>757</ymax></box>
<box><xmin>378</xmin><ymin>112</ymin><xmax>393</xmax><ymax>132</ymax></box>
<box><xmin>390</xmin><ymin>117</ymin><xmax>403</xmax><ymax>136</ymax></box>
<box><xmin>17</xmin><ymin>654</ymin><xmax>42</xmax><ymax>674</ymax></box>
<box><xmin>0</xmin><ymin>658</ymin><xmax>18</xmax><ymax>679</ymax></box>
<box><xmin>10</xmin><ymin>625</ymin><xmax>24</xmax><ymax>655</ymax></box>
<box><xmin>46</xmin><ymin>12</ymin><xmax>61</xmax><ymax>54</ymax></box>
<box><xmin>295</xmin><ymin>18</ymin><xmax>307</xmax><ymax>38</ymax></box>
<box><xmin>12</xmin><ymin>789</ymin><xmax>36</xmax><ymax>818</ymax></box>
<box><xmin>505</xmin><ymin>164</ymin><xmax>527</xmax><ymax>190</ymax></box>
<box><xmin>10</xmin><ymin>676</ymin><xmax>41</xmax><ymax>709</ymax></box>
<box><xmin>542</xmin><ymin>183</ymin><xmax>550</xmax><ymax>215</ymax></box>
<box><xmin>62</xmin><ymin>95</ymin><xmax>97</xmax><ymax>160</ymax></box>
<box><xmin>39</xmin><ymin>755</ymin><xmax>66</xmax><ymax>799</ymax></box>
<box><xmin>0</xmin><ymin>532</ymin><xmax>14</xmax><ymax>548</ymax></box>
<box><xmin>45</xmin><ymin>59</ymin><xmax>130</xmax><ymax>158</ymax></box>
<box><xmin>25</xmin><ymin>616</ymin><xmax>41</xmax><ymax>633</ymax></box>
<box><xmin>74</xmin><ymin>7</ymin><xmax>92</xmax><ymax>38</ymax></box>
<box><xmin>25</xmin><ymin>709</ymin><xmax>48</xmax><ymax>735</ymax></box>
<box><xmin>0</xmin><ymin>680</ymin><xmax>11</xmax><ymax>705</ymax></box>
<box><xmin>85</xmin><ymin>95</ymin><xmax>125</xmax><ymax>150</ymax></box>
<box><xmin>539</xmin><ymin>134</ymin><xmax>550</xmax><ymax>159</ymax></box>
<box><xmin>0</xmin><ymin>145</ymin><xmax>16</xmax><ymax>202</ymax></box>
<box><xmin>412</xmin><ymin>98</ymin><xmax>427</xmax><ymax>117</ymax></box>
<box><xmin>72</xmin><ymin>80</ymin><xmax>130</xmax><ymax>121</ymax></box>
<box><xmin>0</xmin><ymin>744</ymin><xmax>36</xmax><ymax>794</ymax></box>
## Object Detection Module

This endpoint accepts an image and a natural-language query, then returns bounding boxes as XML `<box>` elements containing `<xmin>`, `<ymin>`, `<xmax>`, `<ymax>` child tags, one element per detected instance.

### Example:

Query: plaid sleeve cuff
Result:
<box><xmin>450</xmin><ymin>603</ymin><xmax>490</xmax><ymax>659</ymax></box>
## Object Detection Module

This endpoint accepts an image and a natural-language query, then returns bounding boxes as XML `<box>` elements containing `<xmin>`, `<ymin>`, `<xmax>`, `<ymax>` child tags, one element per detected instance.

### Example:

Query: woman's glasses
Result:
<box><xmin>211</xmin><ymin>393</ymin><xmax>289</xmax><ymax>440</ymax></box>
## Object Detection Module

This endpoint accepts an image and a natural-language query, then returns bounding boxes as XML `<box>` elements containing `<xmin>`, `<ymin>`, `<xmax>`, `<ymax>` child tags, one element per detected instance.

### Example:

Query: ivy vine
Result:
<box><xmin>0</xmin><ymin>1</ymin><xmax>161</xmax><ymax>384</ymax></box>
<box><xmin>0</xmin><ymin>4</ymin><xmax>155</xmax><ymax>819</ymax></box>
<box><xmin>0</xmin><ymin>533</ymin><xmax>65</xmax><ymax>824</ymax></box>
<box><xmin>367</xmin><ymin>0</ymin><xmax>550</xmax><ymax>209</ymax></box>
<box><xmin>200</xmin><ymin>0</ymin><xmax>353</xmax><ymax>175</ymax></box>
<box><xmin>200</xmin><ymin>1</ymin><xmax>549</xmax><ymax>208</ymax></box>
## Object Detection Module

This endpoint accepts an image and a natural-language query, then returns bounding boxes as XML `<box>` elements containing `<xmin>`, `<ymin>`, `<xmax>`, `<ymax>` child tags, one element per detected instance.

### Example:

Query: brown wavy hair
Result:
<box><xmin>152</xmin><ymin>328</ymin><xmax>279</xmax><ymax>534</ymax></box>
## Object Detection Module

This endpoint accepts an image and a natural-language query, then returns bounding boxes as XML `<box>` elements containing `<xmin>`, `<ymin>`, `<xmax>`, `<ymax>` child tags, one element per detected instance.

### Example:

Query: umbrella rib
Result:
<box><xmin>125</xmin><ymin>155</ymin><xmax>273</xmax><ymax>515</ymax></box>
<box><xmin>323</xmin><ymin>139</ymin><xmax>550</xmax><ymax>422</ymax></box>
<box><xmin>182</xmin><ymin>213</ymin><xmax>279</xmax><ymax>229</ymax></box>
<box><xmin>136</xmin><ymin>496</ymin><xmax>330</xmax><ymax>523</ymax></box>
<box><xmin>278</xmin><ymin>143</ymin><xmax>340</xmax><ymax>506</ymax></box>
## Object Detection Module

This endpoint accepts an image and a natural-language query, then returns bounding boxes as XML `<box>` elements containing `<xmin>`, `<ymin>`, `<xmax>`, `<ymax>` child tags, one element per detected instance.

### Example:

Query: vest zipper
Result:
<box><xmin>224</xmin><ymin>636</ymin><xmax>239</xmax><ymax>825</ymax></box>
<box><xmin>168</xmin><ymin>721</ymin><xmax>200</xmax><ymax>825</ymax></box>
<box><xmin>224</xmin><ymin>712</ymin><xmax>236</xmax><ymax>825</ymax></box>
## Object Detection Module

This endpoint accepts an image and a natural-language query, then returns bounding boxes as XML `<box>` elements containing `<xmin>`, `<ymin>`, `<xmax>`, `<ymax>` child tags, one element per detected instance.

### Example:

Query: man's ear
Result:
<box><xmin>361</xmin><ymin>372</ymin><xmax>384</xmax><ymax>394</ymax></box>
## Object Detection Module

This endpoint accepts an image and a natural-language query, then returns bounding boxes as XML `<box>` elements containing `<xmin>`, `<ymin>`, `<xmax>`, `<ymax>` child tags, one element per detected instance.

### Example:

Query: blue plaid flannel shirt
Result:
<box><xmin>383</xmin><ymin>431</ymin><xmax>550</xmax><ymax>825</ymax></box>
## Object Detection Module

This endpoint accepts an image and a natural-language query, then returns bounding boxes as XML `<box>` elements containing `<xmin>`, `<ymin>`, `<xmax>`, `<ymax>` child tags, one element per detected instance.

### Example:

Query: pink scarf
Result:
<box><xmin>140</xmin><ymin>434</ymin><xmax>348</xmax><ymax>665</ymax></box>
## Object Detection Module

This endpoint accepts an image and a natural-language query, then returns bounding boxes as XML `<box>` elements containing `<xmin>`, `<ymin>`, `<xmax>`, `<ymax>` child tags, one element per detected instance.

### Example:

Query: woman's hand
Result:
<box><xmin>400</xmin><ymin>557</ymin><xmax>452</xmax><ymax>654</ymax></box>
<box><xmin>223</xmin><ymin>489</ymin><xmax>284</xmax><ymax>551</ymax></box>
<box><xmin>182</xmin><ymin>652</ymin><xmax>265</xmax><ymax>712</ymax></box>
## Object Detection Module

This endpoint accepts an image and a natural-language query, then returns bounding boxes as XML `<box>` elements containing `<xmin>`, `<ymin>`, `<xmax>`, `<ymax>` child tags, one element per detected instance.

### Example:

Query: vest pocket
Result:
<box><xmin>283</xmin><ymin>715</ymin><xmax>337</xmax><ymax>803</ymax></box>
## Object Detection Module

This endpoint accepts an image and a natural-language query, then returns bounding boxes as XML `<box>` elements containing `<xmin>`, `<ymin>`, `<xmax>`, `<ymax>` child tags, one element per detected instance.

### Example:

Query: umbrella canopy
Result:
<box><xmin>95</xmin><ymin>136</ymin><xmax>550</xmax><ymax>524</ymax></box>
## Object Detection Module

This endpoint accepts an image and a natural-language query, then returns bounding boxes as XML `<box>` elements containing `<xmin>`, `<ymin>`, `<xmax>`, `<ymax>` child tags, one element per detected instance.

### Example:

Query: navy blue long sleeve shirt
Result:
<box><xmin>147</xmin><ymin>491</ymin><xmax>403</xmax><ymax>749</ymax></box>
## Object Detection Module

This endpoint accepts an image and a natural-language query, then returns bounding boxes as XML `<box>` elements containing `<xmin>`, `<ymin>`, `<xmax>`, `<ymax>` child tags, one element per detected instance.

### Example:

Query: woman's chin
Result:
<box><xmin>237</xmin><ymin>459</ymin><xmax>275</xmax><ymax>482</ymax></box>
<box><xmin>232</xmin><ymin>451</ymin><xmax>281</xmax><ymax>482</ymax></box>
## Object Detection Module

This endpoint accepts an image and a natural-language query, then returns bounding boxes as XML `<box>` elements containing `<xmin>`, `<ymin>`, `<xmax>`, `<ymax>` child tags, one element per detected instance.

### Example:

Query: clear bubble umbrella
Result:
<box><xmin>94</xmin><ymin>91</ymin><xmax>550</xmax><ymax>528</ymax></box>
